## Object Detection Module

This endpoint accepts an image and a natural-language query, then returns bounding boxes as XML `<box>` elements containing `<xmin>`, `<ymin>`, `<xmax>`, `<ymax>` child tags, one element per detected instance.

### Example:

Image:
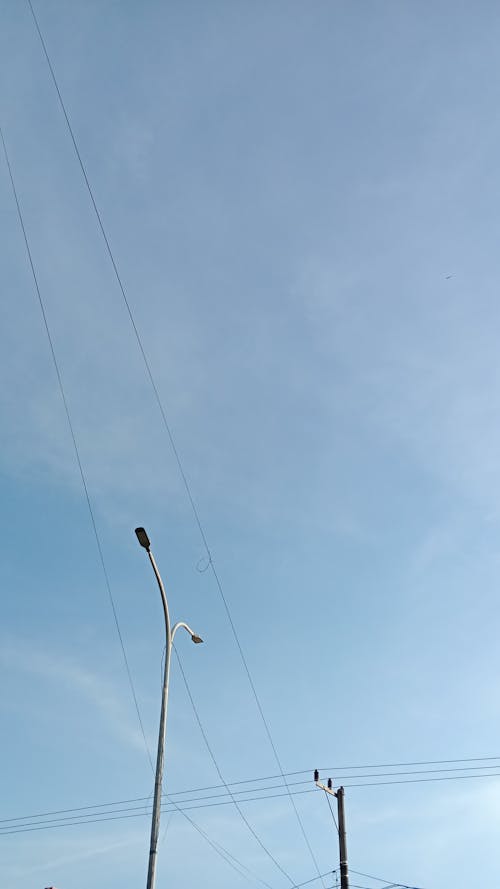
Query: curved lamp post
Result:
<box><xmin>135</xmin><ymin>527</ymin><xmax>203</xmax><ymax>889</ymax></box>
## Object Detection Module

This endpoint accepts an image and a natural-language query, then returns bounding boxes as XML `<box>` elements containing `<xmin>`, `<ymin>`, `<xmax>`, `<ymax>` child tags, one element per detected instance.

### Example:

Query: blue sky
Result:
<box><xmin>2</xmin><ymin>1</ymin><xmax>500</xmax><ymax>888</ymax></box>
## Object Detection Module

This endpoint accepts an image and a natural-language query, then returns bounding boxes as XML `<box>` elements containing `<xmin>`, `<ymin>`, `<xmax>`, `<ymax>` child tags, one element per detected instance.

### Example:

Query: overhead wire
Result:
<box><xmin>0</xmin><ymin>787</ymin><xmax>319</xmax><ymax>836</ymax></box>
<box><xmin>169</xmin><ymin>754</ymin><xmax>500</xmax><ymax>788</ymax></box>
<box><xmin>292</xmin><ymin>875</ymin><xmax>336</xmax><ymax>889</ymax></box>
<box><xmin>312</xmin><ymin>754</ymin><xmax>500</xmax><ymax>772</ymax></box>
<box><xmin>350</xmin><ymin>868</ymin><xmax>425</xmax><ymax>889</ymax></box>
<box><xmin>3</xmin><ymin>756</ymin><xmax>500</xmax><ymax>830</ymax></box>
<box><xmin>162</xmin><ymin>805</ymin><xmax>261</xmax><ymax>886</ymax></box>
<box><xmin>0</xmin><ymin>122</ymin><xmax>277</xmax><ymax>889</ymax></box>
<box><xmin>322</xmin><ymin>790</ymin><xmax>339</xmax><ymax>836</ymax></box>
<box><xmin>342</xmin><ymin>771</ymin><xmax>500</xmax><ymax>789</ymax></box>
<box><xmin>25</xmin><ymin>2</ymin><xmax>326</xmax><ymax>883</ymax></box>
<box><xmin>349</xmin><ymin>880</ymin><xmax>391</xmax><ymax>889</ymax></box>
<box><xmin>0</xmin><ymin>792</ymin><xmax>269</xmax><ymax>886</ymax></box>
<box><xmin>137</xmin><ymin>754</ymin><xmax>500</xmax><ymax>795</ymax></box>
<box><xmin>17</xmin><ymin>5</ymin><xmax>500</xmax><ymax>884</ymax></box>
<box><xmin>318</xmin><ymin>787</ymin><xmax>339</xmax><ymax>889</ymax></box>
<box><xmin>155</xmin><ymin>790</ymin><xmax>276</xmax><ymax>886</ymax></box>
<box><xmin>174</xmin><ymin>647</ymin><xmax>293</xmax><ymax>888</ymax></box>
<box><xmin>0</xmin><ymin>783</ymin><xmax>328</xmax><ymax>889</ymax></box>
<box><xmin>0</xmin><ymin>124</ymin><xmax>153</xmax><ymax>773</ymax></box>
<box><xmin>4</xmin><ymin>5</ymin><xmax>486</xmax><ymax>886</ymax></box>
<box><xmin>6</xmin><ymin>757</ymin><xmax>500</xmax><ymax>836</ymax></box>
<box><xmin>0</xmin><ymin>781</ymin><xmax>316</xmax><ymax>829</ymax></box>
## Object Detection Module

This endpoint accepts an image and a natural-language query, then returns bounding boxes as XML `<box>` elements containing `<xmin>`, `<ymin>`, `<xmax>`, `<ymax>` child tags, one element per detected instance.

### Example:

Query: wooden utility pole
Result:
<box><xmin>314</xmin><ymin>771</ymin><xmax>349</xmax><ymax>889</ymax></box>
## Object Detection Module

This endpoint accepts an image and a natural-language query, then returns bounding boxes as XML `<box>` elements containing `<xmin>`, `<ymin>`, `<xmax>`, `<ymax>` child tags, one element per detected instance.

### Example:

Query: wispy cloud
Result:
<box><xmin>6</xmin><ymin>832</ymin><xmax>142</xmax><ymax>879</ymax></box>
<box><xmin>1</xmin><ymin>637</ymin><xmax>152</xmax><ymax>754</ymax></box>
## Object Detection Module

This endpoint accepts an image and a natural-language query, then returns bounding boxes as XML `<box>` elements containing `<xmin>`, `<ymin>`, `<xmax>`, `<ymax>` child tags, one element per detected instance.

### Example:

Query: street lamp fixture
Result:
<box><xmin>135</xmin><ymin>527</ymin><xmax>151</xmax><ymax>550</ymax></box>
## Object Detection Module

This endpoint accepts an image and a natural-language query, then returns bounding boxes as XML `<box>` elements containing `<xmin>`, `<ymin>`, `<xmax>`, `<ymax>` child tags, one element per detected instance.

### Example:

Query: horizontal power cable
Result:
<box><xmin>0</xmin><ymin>788</ymin><xmax>318</xmax><ymax>835</ymax></box>
<box><xmin>156</xmin><ymin>754</ymin><xmax>500</xmax><ymax>796</ymax></box>
<box><xmin>3</xmin><ymin>757</ymin><xmax>500</xmax><ymax>828</ymax></box>
<box><xmin>5</xmin><ymin>766</ymin><xmax>500</xmax><ymax>837</ymax></box>
<box><xmin>0</xmin><ymin>779</ymin><xmax>319</xmax><ymax>828</ymax></box>
<box><xmin>343</xmin><ymin>771</ymin><xmax>500</xmax><ymax>789</ymax></box>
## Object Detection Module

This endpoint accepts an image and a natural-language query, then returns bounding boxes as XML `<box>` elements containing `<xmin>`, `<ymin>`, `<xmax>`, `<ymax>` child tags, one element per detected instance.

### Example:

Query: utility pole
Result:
<box><xmin>336</xmin><ymin>786</ymin><xmax>348</xmax><ymax>889</ymax></box>
<box><xmin>314</xmin><ymin>771</ymin><xmax>349</xmax><ymax>889</ymax></box>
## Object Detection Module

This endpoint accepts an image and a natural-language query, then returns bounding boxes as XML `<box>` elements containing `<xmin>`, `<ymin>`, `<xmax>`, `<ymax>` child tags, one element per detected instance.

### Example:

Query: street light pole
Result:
<box><xmin>135</xmin><ymin>527</ymin><xmax>203</xmax><ymax>889</ymax></box>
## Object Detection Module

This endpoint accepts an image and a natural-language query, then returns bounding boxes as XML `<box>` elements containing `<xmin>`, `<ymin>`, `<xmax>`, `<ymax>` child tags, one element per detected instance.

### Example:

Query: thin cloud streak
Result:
<box><xmin>1</xmin><ymin>638</ymin><xmax>152</xmax><ymax>755</ymax></box>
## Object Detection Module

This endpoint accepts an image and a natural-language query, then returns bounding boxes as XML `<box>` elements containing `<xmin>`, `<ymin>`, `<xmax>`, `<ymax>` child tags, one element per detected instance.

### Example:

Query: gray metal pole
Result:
<box><xmin>146</xmin><ymin>547</ymin><xmax>172</xmax><ymax>889</ymax></box>
<box><xmin>135</xmin><ymin>529</ymin><xmax>203</xmax><ymax>889</ymax></box>
<box><xmin>337</xmin><ymin>786</ymin><xmax>349</xmax><ymax>889</ymax></box>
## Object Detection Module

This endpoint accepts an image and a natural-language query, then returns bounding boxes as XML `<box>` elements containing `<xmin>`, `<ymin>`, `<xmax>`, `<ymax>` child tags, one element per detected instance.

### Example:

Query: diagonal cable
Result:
<box><xmin>350</xmin><ymin>869</ymin><xmax>425</xmax><ymax>889</ymax></box>
<box><xmin>26</xmin><ymin>3</ymin><xmax>327</xmax><ymax>882</ymax></box>
<box><xmin>0</xmin><ymin>123</ymin><xmax>274</xmax><ymax>889</ymax></box>
<box><xmin>174</xmin><ymin>647</ymin><xmax>293</xmax><ymax>888</ymax></box>
<box><xmin>0</xmin><ymin>123</ymin><xmax>154</xmax><ymax>775</ymax></box>
<box><xmin>323</xmin><ymin>790</ymin><xmax>339</xmax><ymax>836</ymax></box>
<box><xmin>159</xmin><ymin>798</ymin><xmax>258</xmax><ymax>885</ymax></box>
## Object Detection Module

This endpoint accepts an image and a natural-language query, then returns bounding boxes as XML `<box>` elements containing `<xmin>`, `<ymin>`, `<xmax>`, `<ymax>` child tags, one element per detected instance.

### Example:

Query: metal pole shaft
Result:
<box><xmin>337</xmin><ymin>786</ymin><xmax>349</xmax><ymax>889</ymax></box>
<box><xmin>145</xmin><ymin>549</ymin><xmax>172</xmax><ymax>889</ymax></box>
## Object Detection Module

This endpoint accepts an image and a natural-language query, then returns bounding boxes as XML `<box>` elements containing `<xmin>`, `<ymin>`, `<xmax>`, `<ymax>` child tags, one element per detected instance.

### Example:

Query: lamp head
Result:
<box><xmin>191</xmin><ymin>634</ymin><xmax>203</xmax><ymax>644</ymax></box>
<box><xmin>135</xmin><ymin>527</ymin><xmax>151</xmax><ymax>550</ymax></box>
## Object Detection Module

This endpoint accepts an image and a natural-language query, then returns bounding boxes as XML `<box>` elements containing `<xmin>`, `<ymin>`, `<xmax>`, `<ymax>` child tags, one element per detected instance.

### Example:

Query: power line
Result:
<box><xmin>293</xmin><ymin>875</ymin><xmax>336</xmax><ymax>889</ymax></box>
<box><xmin>24</xmin><ymin>4</ymin><xmax>500</xmax><ymax>884</ymax></box>
<box><xmin>25</xmin><ymin>4</ymin><xmax>326</xmax><ymax>883</ymax></box>
<box><xmin>0</xmin><ymin>793</ymin><xmax>276</xmax><ymax>887</ymax></box>
<box><xmin>0</xmin><ymin>124</ymin><xmax>153</xmax><ymax>771</ymax></box>
<box><xmin>350</xmin><ymin>868</ymin><xmax>425</xmax><ymax>889</ymax></box>
<box><xmin>349</xmin><ymin>881</ymin><xmax>394</xmax><ymax>889</ymax></box>
<box><xmin>1</xmin><ymin>785</ymin><xmax>327</xmax><ymax>889</ymax></box>
<box><xmin>4</xmin><ymin>3</ymin><xmax>460</xmax><ymax>880</ymax></box>
<box><xmin>174</xmin><ymin>647</ymin><xmax>290</xmax><ymax>889</ymax></box>
<box><xmin>152</xmin><ymin>754</ymin><xmax>500</xmax><ymax>799</ymax></box>
<box><xmin>0</xmin><ymin>779</ymin><xmax>328</xmax><ymax>889</ymax></box>
<box><xmin>348</xmin><ymin>882</ymin><xmax>423</xmax><ymax>889</ymax></box>
<box><xmin>0</xmin><ymin>121</ymin><xmax>284</xmax><ymax>889</ymax></box>
<box><xmin>323</xmin><ymin>790</ymin><xmax>339</xmax><ymax>835</ymax></box>
<box><xmin>343</xmin><ymin>771</ymin><xmax>500</xmax><ymax>789</ymax></box>
<box><xmin>0</xmin><ymin>806</ymin><xmax>263</xmax><ymax>887</ymax></box>
<box><xmin>0</xmin><ymin>782</ymin><xmax>311</xmax><ymax>828</ymax></box>
<box><xmin>0</xmin><ymin>787</ymin><xmax>319</xmax><ymax>836</ymax></box>
<box><xmin>160</xmin><ymin>801</ymin><xmax>264</xmax><ymax>886</ymax></box>
<box><xmin>5</xmin><ymin>761</ymin><xmax>500</xmax><ymax>836</ymax></box>
<box><xmin>318</xmin><ymin>763</ymin><xmax>500</xmax><ymax>783</ymax></box>
<box><xmin>4</xmin><ymin>757</ymin><xmax>500</xmax><ymax>829</ymax></box>
<box><xmin>315</xmin><ymin>755</ymin><xmax>500</xmax><ymax>772</ymax></box>
<box><xmin>10</xmin><ymin>10</ymin><xmax>500</xmax><ymax>881</ymax></box>
<box><xmin>3</xmin><ymin>763</ymin><xmax>500</xmax><ymax>845</ymax></box>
